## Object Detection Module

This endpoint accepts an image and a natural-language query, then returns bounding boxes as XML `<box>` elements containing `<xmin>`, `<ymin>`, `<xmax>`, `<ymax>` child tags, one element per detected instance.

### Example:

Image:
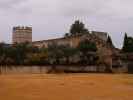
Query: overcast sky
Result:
<box><xmin>0</xmin><ymin>0</ymin><xmax>133</xmax><ymax>48</ymax></box>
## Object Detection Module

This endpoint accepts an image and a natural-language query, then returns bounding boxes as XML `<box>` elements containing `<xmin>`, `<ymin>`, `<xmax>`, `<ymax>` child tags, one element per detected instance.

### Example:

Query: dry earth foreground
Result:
<box><xmin>0</xmin><ymin>74</ymin><xmax>133</xmax><ymax>100</ymax></box>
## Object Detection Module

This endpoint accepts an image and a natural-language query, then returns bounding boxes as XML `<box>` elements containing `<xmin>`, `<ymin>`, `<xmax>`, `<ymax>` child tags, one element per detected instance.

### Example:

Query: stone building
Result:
<box><xmin>12</xmin><ymin>26</ymin><xmax>32</xmax><ymax>44</ymax></box>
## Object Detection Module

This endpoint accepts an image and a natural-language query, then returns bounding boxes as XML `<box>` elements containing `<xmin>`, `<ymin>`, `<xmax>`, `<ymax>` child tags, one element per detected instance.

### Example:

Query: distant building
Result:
<box><xmin>12</xmin><ymin>26</ymin><xmax>32</xmax><ymax>44</ymax></box>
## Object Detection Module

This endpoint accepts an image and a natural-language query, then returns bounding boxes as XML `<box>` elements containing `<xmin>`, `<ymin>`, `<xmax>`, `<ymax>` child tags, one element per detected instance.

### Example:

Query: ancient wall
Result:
<box><xmin>32</xmin><ymin>35</ymin><xmax>82</xmax><ymax>48</ymax></box>
<box><xmin>32</xmin><ymin>31</ymin><xmax>108</xmax><ymax>49</ymax></box>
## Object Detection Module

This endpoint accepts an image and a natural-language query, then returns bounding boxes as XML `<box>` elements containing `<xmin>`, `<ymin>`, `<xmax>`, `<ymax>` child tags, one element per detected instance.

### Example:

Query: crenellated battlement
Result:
<box><xmin>13</xmin><ymin>26</ymin><xmax>32</xmax><ymax>32</ymax></box>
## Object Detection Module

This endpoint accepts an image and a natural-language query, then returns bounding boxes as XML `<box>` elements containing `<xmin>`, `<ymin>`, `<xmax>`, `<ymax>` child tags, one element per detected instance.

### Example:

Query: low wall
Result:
<box><xmin>0</xmin><ymin>65</ymin><xmax>128</xmax><ymax>74</ymax></box>
<box><xmin>0</xmin><ymin>66</ymin><xmax>48</xmax><ymax>74</ymax></box>
<box><xmin>0</xmin><ymin>66</ymin><xmax>104</xmax><ymax>74</ymax></box>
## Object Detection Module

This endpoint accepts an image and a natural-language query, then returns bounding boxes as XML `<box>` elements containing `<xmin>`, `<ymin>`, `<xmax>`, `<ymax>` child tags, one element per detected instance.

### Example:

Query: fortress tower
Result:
<box><xmin>12</xmin><ymin>26</ymin><xmax>32</xmax><ymax>44</ymax></box>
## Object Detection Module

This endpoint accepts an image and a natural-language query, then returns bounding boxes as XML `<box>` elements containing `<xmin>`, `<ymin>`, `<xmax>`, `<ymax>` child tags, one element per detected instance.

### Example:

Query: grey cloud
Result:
<box><xmin>0</xmin><ymin>0</ymin><xmax>31</xmax><ymax>15</ymax></box>
<box><xmin>57</xmin><ymin>0</ymin><xmax>133</xmax><ymax>19</ymax></box>
<box><xmin>57</xmin><ymin>0</ymin><xmax>105</xmax><ymax>16</ymax></box>
<box><xmin>0</xmin><ymin>0</ymin><xmax>27</xmax><ymax>9</ymax></box>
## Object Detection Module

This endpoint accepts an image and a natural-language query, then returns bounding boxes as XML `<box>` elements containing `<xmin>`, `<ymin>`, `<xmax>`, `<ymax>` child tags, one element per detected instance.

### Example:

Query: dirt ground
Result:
<box><xmin>0</xmin><ymin>74</ymin><xmax>133</xmax><ymax>100</ymax></box>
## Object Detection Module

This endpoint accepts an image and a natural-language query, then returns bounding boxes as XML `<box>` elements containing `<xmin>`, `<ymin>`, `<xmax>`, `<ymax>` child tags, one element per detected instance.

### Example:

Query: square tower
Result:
<box><xmin>12</xmin><ymin>26</ymin><xmax>32</xmax><ymax>44</ymax></box>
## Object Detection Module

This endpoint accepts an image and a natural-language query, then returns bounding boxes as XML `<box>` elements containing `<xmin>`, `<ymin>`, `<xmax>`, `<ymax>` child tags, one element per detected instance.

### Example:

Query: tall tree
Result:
<box><xmin>69</xmin><ymin>20</ymin><xmax>89</xmax><ymax>36</ymax></box>
<box><xmin>107</xmin><ymin>35</ymin><xmax>113</xmax><ymax>47</ymax></box>
<box><xmin>122</xmin><ymin>33</ymin><xmax>128</xmax><ymax>52</ymax></box>
<box><xmin>122</xmin><ymin>33</ymin><xmax>133</xmax><ymax>52</ymax></box>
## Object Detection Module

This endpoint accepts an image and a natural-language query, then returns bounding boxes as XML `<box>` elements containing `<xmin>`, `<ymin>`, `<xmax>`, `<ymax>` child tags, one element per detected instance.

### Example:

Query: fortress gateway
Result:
<box><xmin>12</xmin><ymin>26</ymin><xmax>32</xmax><ymax>44</ymax></box>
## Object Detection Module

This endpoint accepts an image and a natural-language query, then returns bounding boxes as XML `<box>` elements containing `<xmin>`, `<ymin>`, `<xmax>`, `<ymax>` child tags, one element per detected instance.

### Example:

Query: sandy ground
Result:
<box><xmin>0</xmin><ymin>74</ymin><xmax>133</xmax><ymax>100</ymax></box>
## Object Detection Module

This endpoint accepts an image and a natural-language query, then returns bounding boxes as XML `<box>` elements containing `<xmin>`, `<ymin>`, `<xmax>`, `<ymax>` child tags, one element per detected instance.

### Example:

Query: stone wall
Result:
<box><xmin>32</xmin><ymin>35</ymin><xmax>81</xmax><ymax>48</ymax></box>
<box><xmin>32</xmin><ymin>33</ymin><xmax>108</xmax><ymax>49</ymax></box>
<box><xmin>0</xmin><ymin>66</ymin><xmax>107</xmax><ymax>74</ymax></box>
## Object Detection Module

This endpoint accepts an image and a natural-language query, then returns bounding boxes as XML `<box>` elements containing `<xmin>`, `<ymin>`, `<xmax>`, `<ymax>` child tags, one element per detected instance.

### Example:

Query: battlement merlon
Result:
<box><xmin>13</xmin><ymin>26</ymin><xmax>32</xmax><ymax>31</ymax></box>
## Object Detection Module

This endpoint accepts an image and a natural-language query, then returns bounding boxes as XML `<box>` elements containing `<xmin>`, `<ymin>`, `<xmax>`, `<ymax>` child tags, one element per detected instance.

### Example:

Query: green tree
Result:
<box><xmin>0</xmin><ymin>43</ymin><xmax>6</xmax><ymax>65</ymax></box>
<box><xmin>0</xmin><ymin>43</ymin><xmax>5</xmax><ymax>58</ymax></box>
<box><xmin>48</xmin><ymin>43</ymin><xmax>64</xmax><ymax>65</ymax></box>
<box><xmin>69</xmin><ymin>20</ymin><xmax>89</xmax><ymax>36</ymax></box>
<box><xmin>107</xmin><ymin>35</ymin><xmax>113</xmax><ymax>47</ymax></box>
<box><xmin>122</xmin><ymin>33</ymin><xmax>133</xmax><ymax>52</ymax></box>
<box><xmin>60</xmin><ymin>45</ymin><xmax>78</xmax><ymax>64</ymax></box>
<box><xmin>12</xmin><ymin>43</ymin><xmax>36</xmax><ymax>65</ymax></box>
<box><xmin>123</xmin><ymin>33</ymin><xmax>128</xmax><ymax>52</ymax></box>
<box><xmin>0</xmin><ymin>43</ymin><xmax>16</xmax><ymax>65</ymax></box>
<box><xmin>78</xmin><ymin>39</ymin><xmax>97</xmax><ymax>65</ymax></box>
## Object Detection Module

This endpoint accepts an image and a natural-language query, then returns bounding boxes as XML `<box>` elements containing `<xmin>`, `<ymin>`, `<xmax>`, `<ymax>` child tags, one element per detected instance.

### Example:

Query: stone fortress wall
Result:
<box><xmin>32</xmin><ymin>31</ymin><xmax>108</xmax><ymax>49</ymax></box>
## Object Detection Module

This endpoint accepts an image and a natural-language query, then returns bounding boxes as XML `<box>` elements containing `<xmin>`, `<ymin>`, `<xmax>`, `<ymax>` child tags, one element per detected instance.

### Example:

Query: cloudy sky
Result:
<box><xmin>0</xmin><ymin>0</ymin><xmax>133</xmax><ymax>48</ymax></box>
